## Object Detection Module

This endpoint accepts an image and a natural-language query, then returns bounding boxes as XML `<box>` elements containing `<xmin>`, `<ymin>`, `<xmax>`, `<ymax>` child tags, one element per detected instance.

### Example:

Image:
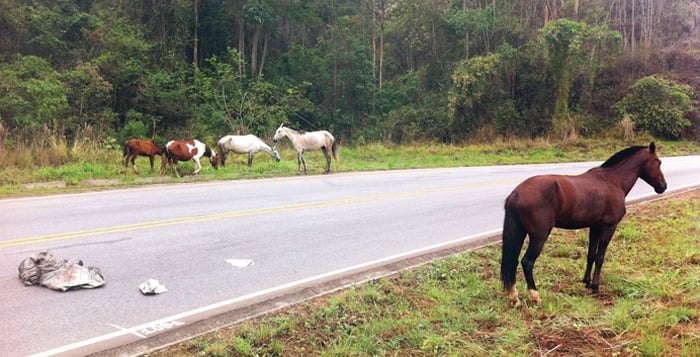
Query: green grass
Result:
<box><xmin>1</xmin><ymin>138</ymin><xmax>699</xmax><ymax>198</ymax></box>
<box><xmin>149</xmin><ymin>190</ymin><xmax>700</xmax><ymax>356</ymax></box>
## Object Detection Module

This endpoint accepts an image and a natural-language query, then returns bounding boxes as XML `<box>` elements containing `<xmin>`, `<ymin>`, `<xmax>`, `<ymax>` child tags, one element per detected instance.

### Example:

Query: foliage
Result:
<box><xmin>0</xmin><ymin>0</ymin><xmax>699</xmax><ymax>158</ymax></box>
<box><xmin>193</xmin><ymin>48</ymin><xmax>314</xmax><ymax>139</ymax></box>
<box><xmin>613</xmin><ymin>75</ymin><xmax>694</xmax><ymax>139</ymax></box>
<box><xmin>536</xmin><ymin>19</ymin><xmax>622</xmax><ymax>138</ymax></box>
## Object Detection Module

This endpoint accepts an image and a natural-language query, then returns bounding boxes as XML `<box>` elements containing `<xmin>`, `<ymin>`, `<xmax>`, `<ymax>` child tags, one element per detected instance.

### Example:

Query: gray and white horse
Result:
<box><xmin>216</xmin><ymin>134</ymin><xmax>280</xmax><ymax>167</ymax></box>
<box><xmin>272</xmin><ymin>123</ymin><xmax>338</xmax><ymax>174</ymax></box>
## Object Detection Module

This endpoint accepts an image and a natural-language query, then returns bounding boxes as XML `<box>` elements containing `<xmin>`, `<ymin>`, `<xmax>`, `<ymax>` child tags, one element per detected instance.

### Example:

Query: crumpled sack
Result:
<box><xmin>18</xmin><ymin>251</ymin><xmax>105</xmax><ymax>292</ymax></box>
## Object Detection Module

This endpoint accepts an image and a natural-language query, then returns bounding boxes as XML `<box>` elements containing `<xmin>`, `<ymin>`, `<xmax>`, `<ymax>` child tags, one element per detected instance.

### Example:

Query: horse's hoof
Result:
<box><xmin>528</xmin><ymin>289</ymin><xmax>542</xmax><ymax>305</ymax></box>
<box><xmin>509</xmin><ymin>298</ymin><xmax>521</xmax><ymax>308</ymax></box>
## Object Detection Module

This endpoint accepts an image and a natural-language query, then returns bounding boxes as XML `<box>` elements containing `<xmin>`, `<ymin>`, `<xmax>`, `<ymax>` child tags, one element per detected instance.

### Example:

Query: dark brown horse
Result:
<box><xmin>501</xmin><ymin>142</ymin><xmax>667</xmax><ymax>307</ymax></box>
<box><xmin>160</xmin><ymin>139</ymin><xmax>218</xmax><ymax>178</ymax></box>
<box><xmin>123</xmin><ymin>139</ymin><xmax>164</xmax><ymax>174</ymax></box>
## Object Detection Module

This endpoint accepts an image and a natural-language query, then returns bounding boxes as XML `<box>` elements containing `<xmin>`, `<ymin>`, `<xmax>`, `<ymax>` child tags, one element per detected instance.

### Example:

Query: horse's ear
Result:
<box><xmin>649</xmin><ymin>142</ymin><xmax>656</xmax><ymax>153</ymax></box>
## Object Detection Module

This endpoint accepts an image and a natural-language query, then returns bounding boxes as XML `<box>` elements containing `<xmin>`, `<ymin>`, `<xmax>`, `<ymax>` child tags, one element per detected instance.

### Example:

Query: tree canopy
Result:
<box><xmin>0</xmin><ymin>0</ymin><xmax>698</xmax><ymax>147</ymax></box>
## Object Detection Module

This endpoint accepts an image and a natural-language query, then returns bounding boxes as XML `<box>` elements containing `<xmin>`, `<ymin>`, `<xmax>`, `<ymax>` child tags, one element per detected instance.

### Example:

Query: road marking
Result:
<box><xmin>108</xmin><ymin>324</ymin><xmax>146</xmax><ymax>338</ymax></box>
<box><xmin>1</xmin><ymin>181</ymin><xmax>514</xmax><ymax>249</ymax></box>
<box><xmin>29</xmin><ymin>228</ymin><xmax>501</xmax><ymax>357</ymax></box>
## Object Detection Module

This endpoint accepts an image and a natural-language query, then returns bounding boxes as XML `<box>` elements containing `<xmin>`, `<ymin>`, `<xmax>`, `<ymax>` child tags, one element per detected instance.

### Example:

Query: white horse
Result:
<box><xmin>272</xmin><ymin>123</ymin><xmax>339</xmax><ymax>174</ymax></box>
<box><xmin>216</xmin><ymin>134</ymin><xmax>281</xmax><ymax>167</ymax></box>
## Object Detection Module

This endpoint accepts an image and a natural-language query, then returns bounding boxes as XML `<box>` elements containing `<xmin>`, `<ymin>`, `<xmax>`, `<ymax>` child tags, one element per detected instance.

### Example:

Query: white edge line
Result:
<box><xmin>30</xmin><ymin>228</ymin><xmax>502</xmax><ymax>357</ymax></box>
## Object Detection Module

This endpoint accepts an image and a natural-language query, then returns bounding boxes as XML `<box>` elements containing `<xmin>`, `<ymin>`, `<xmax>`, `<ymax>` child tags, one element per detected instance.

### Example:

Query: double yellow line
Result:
<box><xmin>2</xmin><ymin>183</ymin><xmax>488</xmax><ymax>249</ymax></box>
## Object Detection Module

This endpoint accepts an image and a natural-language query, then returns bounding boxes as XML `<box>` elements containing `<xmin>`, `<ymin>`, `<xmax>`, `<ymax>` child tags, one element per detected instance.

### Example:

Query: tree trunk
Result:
<box><xmin>379</xmin><ymin>0</ymin><xmax>385</xmax><ymax>89</ymax></box>
<box><xmin>251</xmin><ymin>24</ymin><xmax>261</xmax><ymax>77</ymax></box>
<box><xmin>193</xmin><ymin>0</ymin><xmax>199</xmax><ymax>69</ymax></box>
<box><xmin>372</xmin><ymin>1</ymin><xmax>377</xmax><ymax>90</ymax></box>
<box><xmin>238</xmin><ymin>20</ymin><xmax>246</xmax><ymax>77</ymax></box>
<box><xmin>258</xmin><ymin>33</ymin><xmax>268</xmax><ymax>79</ymax></box>
<box><xmin>463</xmin><ymin>0</ymin><xmax>469</xmax><ymax>60</ymax></box>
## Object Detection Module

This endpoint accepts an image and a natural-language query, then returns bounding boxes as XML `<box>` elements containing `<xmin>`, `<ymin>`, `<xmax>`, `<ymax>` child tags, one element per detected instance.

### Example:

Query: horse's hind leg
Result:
<box><xmin>130</xmin><ymin>156</ymin><xmax>139</xmax><ymax>174</ymax></box>
<box><xmin>247</xmin><ymin>152</ymin><xmax>254</xmax><ymax>166</ymax></box>
<box><xmin>521</xmin><ymin>228</ymin><xmax>551</xmax><ymax>305</ymax></box>
<box><xmin>322</xmin><ymin>148</ymin><xmax>331</xmax><ymax>174</ymax></box>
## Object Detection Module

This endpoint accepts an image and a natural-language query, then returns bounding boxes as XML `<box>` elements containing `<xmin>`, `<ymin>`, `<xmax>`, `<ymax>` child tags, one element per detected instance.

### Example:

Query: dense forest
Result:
<box><xmin>0</xmin><ymin>0</ymin><xmax>698</xmax><ymax>154</ymax></box>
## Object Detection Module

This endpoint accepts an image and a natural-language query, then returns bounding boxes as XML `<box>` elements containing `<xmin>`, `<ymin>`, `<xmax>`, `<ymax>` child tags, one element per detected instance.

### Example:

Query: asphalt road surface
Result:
<box><xmin>1</xmin><ymin>155</ymin><xmax>698</xmax><ymax>356</ymax></box>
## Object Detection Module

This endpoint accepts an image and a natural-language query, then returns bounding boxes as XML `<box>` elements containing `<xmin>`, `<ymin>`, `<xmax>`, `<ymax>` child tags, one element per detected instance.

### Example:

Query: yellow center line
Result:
<box><xmin>3</xmin><ymin>182</ymin><xmax>510</xmax><ymax>249</ymax></box>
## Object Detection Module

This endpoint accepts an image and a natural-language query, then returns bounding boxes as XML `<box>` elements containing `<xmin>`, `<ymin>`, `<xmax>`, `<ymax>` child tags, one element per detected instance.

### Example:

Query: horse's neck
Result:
<box><xmin>259</xmin><ymin>141</ymin><xmax>273</xmax><ymax>152</ymax></box>
<box><xmin>598</xmin><ymin>158</ymin><xmax>644</xmax><ymax>195</ymax></box>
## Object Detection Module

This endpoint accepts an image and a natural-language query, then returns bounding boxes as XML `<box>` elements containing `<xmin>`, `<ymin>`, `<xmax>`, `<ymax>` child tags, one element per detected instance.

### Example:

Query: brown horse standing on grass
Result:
<box><xmin>160</xmin><ymin>139</ymin><xmax>218</xmax><ymax>178</ymax></box>
<box><xmin>501</xmin><ymin>142</ymin><xmax>667</xmax><ymax>308</ymax></box>
<box><xmin>123</xmin><ymin>139</ymin><xmax>164</xmax><ymax>174</ymax></box>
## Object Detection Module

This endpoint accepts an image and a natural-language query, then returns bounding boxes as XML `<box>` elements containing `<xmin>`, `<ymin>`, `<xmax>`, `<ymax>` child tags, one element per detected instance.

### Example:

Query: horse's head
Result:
<box><xmin>273</xmin><ymin>124</ymin><xmax>286</xmax><ymax>143</ymax></box>
<box><xmin>271</xmin><ymin>145</ymin><xmax>281</xmax><ymax>162</ymax></box>
<box><xmin>208</xmin><ymin>149</ymin><xmax>219</xmax><ymax>170</ymax></box>
<box><xmin>640</xmin><ymin>142</ymin><xmax>667</xmax><ymax>194</ymax></box>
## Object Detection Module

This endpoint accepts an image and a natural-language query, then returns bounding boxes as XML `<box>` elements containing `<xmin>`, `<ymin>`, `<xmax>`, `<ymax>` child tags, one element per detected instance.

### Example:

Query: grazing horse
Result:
<box><xmin>123</xmin><ymin>139</ymin><xmax>164</xmax><ymax>174</ymax></box>
<box><xmin>501</xmin><ymin>142</ymin><xmax>667</xmax><ymax>308</ymax></box>
<box><xmin>272</xmin><ymin>123</ymin><xmax>339</xmax><ymax>174</ymax></box>
<box><xmin>160</xmin><ymin>139</ymin><xmax>218</xmax><ymax>178</ymax></box>
<box><xmin>216</xmin><ymin>134</ymin><xmax>281</xmax><ymax>167</ymax></box>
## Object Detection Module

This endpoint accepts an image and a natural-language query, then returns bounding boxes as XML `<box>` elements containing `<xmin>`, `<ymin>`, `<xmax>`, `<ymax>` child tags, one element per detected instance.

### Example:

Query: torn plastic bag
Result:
<box><xmin>139</xmin><ymin>279</ymin><xmax>167</xmax><ymax>295</ymax></box>
<box><xmin>18</xmin><ymin>251</ymin><xmax>105</xmax><ymax>291</ymax></box>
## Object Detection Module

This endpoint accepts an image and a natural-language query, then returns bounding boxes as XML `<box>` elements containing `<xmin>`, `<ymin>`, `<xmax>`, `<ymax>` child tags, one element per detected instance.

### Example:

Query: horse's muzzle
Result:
<box><xmin>655</xmin><ymin>183</ymin><xmax>667</xmax><ymax>194</ymax></box>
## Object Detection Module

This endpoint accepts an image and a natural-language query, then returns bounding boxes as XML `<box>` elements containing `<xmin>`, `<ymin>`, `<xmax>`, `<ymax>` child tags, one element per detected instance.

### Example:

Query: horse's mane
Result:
<box><xmin>287</xmin><ymin>125</ymin><xmax>306</xmax><ymax>134</ymax></box>
<box><xmin>600</xmin><ymin>146</ymin><xmax>647</xmax><ymax>168</ymax></box>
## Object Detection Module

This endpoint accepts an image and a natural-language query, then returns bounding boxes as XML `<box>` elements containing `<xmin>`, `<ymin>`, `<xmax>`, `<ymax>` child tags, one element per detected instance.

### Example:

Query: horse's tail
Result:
<box><xmin>331</xmin><ymin>137</ymin><xmax>340</xmax><ymax>163</ymax></box>
<box><xmin>123</xmin><ymin>141</ymin><xmax>131</xmax><ymax>158</ymax></box>
<box><xmin>501</xmin><ymin>192</ymin><xmax>527</xmax><ymax>291</ymax></box>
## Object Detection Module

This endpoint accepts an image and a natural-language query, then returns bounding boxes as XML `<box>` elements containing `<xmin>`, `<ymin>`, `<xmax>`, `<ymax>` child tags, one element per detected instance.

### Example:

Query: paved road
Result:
<box><xmin>1</xmin><ymin>156</ymin><xmax>698</xmax><ymax>356</ymax></box>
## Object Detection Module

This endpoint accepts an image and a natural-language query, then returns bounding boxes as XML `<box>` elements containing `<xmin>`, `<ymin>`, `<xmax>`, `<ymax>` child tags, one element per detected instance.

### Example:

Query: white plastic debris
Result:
<box><xmin>225</xmin><ymin>259</ymin><xmax>254</xmax><ymax>268</ymax></box>
<box><xmin>139</xmin><ymin>279</ymin><xmax>168</xmax><ymax>295</ymax></box>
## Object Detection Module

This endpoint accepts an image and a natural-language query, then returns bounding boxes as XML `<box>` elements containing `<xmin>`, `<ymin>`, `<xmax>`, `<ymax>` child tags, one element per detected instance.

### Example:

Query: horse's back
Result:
<box><xmin>510</xmin><ymin>174</ymin><xmax>625</xmax><ymax>229</ymax></box>
<box><xmin>219</xmin><ymin>134</ymin><xmax>265</xmax><ymax>153</ymax></box>
<box><xmin>126</xmin><ymin>139</ymin><xmax>162</xmax><ymax>155</ymax></box>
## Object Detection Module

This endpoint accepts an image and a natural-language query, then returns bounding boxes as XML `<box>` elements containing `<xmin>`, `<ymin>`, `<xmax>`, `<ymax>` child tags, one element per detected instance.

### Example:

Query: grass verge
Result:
<box><xmin>1</xmin><ymin>138</ymin><xmax>699</xmax><ymax>198</ymax></box>
<box><xmin>148</xmin><ymin>189</ymin><xmax>700</xmax><ymax>357</ymax></box>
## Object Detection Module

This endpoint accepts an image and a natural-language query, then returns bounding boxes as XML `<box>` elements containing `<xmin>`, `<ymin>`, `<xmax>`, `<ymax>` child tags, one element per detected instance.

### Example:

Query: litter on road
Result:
<box><xmin>18</xmin><ymin>251</ymin><xmax>105</xmax><ymax>291</ymax></box>
<box><xmin>225</xmin><ymin>258</ymin><xmax>254</xmax><ymax>268</ymax></box>
<box><xmin>139</xmin><ymin>278</ymin><xmax>168</xmax><ymax>295</ymax></box>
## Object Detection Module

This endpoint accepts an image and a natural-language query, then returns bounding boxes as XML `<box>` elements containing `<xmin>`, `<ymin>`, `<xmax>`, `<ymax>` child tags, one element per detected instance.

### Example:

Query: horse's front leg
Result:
<box><xmin>148</xmin><ymin>155</ymin><xmax>155</xmax><ymax>171</ymax></box>
<box><xmin>247</xmin><ymin>152</ymin><xmax>254</xmax><ymax>166</ymax></box>
<box><xmin>587</xmin><ymin>225</ymin><xmax>617</xmax><ymax>293</ymax></box>
<box><xmin>583</xmin><ymin>229</ymin><xmax>600</xmax><ymax>289</ymax></box>
<box><xmin>192</xmin><ymin>158</ymin><xmax>202</xmax><ymax>175</ymax></box>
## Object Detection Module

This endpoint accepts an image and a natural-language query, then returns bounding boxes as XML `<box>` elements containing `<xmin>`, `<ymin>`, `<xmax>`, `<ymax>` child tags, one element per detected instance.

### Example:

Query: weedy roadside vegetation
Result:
<box><xmin>149</xmin><ymin>190</ymin><xmax>700</xmax><ymax>356</ymax></box>
<box><xmin>1</xmin><ymin>133</ymin><xmax>698</xmax><ymax>198</ymax></box>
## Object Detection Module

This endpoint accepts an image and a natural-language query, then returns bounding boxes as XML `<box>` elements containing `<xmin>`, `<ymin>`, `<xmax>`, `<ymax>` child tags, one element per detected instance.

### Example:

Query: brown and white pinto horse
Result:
<box><xmin>501</xmin><ymin>142</ymin><xmax>667</xmax><ymax>307</ymax></box>
<box><xmin>123</xmin><ymin>139</ymin><xmax>164</xmax><ymax>174</ymax></box>
<box><xmin>160</xmin><ymin>139</ymin><xmax>218</xmax><ymax>178</ymax></box>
